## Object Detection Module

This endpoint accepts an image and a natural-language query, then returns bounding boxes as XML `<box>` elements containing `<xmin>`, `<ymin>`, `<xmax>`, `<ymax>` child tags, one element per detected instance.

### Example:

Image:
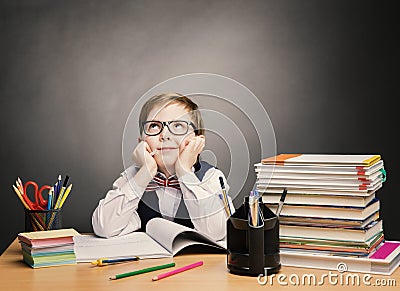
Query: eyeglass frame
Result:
<box><xmin>142</xmin><ymin>120</ymin><xmax>198</xmax><ymax>136</ymax></box>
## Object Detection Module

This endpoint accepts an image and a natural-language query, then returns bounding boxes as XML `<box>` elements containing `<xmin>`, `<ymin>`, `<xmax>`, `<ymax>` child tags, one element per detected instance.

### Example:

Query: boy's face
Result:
<box><xmin>143</xmin><ymin>103</ymin><xmax>196</xmax><ymax>173</ymax></box>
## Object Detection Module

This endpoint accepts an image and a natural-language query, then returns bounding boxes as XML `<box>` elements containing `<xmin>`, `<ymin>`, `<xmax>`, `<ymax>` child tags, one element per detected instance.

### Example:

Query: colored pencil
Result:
<box><xmin>58</xmin><ymin>184</ymin><xmax>72</xmax><ymax>208</ymax></box>
<box><xmin>12</xmin><ymin>185</ymin><xmax>30</xmax><ymax>210</ymax></box>
<box><xmin>152</xmin><ymin>261</ymin><xmax>203</xmax><ymax>281</ymax></box>
<box><xmin>109</xmin><ymin>262</ymin><xmax>175</xmax><ymax>280</ymax></box>
<box><xmin>57</xmin><ymin>175</ymin><xmax>70</xmax><ymax>203</ymax></box>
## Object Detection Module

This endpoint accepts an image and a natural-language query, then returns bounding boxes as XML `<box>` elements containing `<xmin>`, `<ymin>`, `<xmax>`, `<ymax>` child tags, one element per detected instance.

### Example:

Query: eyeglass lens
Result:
<box><xmin>144</xmin><ymin>121</ymin><xmax>190</xmax><ymax>135</ymax></box>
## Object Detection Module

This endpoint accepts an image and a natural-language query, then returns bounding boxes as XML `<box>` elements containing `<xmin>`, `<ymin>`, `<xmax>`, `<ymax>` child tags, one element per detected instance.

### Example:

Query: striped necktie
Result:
<box><xmin>145</xmin><ymin>173</ymin><xmax>181</xmax><ymax>191</ymax></box>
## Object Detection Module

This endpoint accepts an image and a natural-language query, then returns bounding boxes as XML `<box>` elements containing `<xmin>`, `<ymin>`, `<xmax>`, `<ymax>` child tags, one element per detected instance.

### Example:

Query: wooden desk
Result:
<box><xmin>1</xmin><ymin>239</ymin><xmax>398</xmax><ymax>290</ymax></box>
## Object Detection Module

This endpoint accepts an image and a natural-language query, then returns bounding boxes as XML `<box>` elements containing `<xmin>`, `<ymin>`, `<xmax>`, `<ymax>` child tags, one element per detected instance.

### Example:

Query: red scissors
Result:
<box><xmin>22</xmin><ymin>181</ymin><xmax>52</xmax><ymax>210</ymax></box>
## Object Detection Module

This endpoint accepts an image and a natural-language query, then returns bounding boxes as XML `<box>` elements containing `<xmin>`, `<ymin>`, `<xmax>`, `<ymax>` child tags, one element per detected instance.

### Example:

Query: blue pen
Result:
<box><xmin>56</xmin><ymin>175</ymin><xmax>62</xmax><ymax>197</ymax></box>
<box><xmin>53</xmin><ymin>182</ymin><xmax>58</xmax><ymax>200</ymax></box>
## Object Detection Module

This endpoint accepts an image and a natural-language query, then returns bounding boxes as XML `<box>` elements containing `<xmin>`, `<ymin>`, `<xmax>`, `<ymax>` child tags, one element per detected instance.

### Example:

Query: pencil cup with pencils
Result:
<box><xmin>24</xmin><ymin>209</ymin><xmax>62</xmax><ymax>232</ymax></box>
<box><xmin>12</xmin><ymin>175</ymin><xmax>73</xmax><ymax>232</ymax></box>
<box><xmin>226</xmin><ymin>196</ymin><xmax>280</xmax><ymax>277</ymax></box>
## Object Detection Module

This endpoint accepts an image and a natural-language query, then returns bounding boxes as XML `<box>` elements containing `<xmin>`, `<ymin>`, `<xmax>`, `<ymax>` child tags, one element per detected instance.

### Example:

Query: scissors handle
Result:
<box><xmin>38</xmin><ymin>185</ymin><xmax>52</xmax><ymax>209</ymax></box>
<box><xmin>22</xmin><ymin>181</ymin><xmax>40</xmax><ymax>210</ymax></box>
<box><xmin>23</xmin><ymin>181</ymin><xmax>51</xmax><ymax>210</ymax></box>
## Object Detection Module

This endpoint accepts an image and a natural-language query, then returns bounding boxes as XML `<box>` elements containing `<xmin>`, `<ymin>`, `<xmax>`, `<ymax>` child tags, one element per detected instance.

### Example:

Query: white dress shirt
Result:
<box><xmin>92</xmin><ymin>165</ymin><xmax>234</xmax><ymax>241</ymax></box>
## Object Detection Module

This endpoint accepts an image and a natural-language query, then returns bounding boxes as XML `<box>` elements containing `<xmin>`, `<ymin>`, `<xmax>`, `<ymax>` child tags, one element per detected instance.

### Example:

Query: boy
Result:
<box><xmin>92</xmin><ymin>92</ymin><xmax>233</xmax><ymax>241</ymax></box>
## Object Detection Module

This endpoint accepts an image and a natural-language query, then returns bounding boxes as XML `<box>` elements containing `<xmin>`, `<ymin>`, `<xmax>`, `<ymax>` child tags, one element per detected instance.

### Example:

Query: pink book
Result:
<box><xmin>370</xmin><ymin>241</ymin><xmax>400</xmax><ymax>259</ymax></box>
<box><xmin>18</xmin><ymin>228</ymin><xmax>80</xmax><ymax>248</ymax></box>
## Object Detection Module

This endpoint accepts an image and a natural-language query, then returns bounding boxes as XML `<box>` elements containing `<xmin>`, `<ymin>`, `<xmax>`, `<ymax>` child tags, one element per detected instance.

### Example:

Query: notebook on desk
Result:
<box><xmin>17</xmin><ymin>228</ymin><xmax>81</xmax><ymax>268</ymax></box>
<box><xmin>74</xmin><ymin>218</ymin><xmax>226</xmax><ymax>262</ymax></box>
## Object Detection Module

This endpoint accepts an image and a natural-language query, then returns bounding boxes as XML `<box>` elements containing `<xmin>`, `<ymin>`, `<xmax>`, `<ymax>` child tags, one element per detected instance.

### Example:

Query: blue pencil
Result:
<box><xmin>47</xmin><ymin>189</ymin><xmax>53</xmax><ymax>210</ymax></box>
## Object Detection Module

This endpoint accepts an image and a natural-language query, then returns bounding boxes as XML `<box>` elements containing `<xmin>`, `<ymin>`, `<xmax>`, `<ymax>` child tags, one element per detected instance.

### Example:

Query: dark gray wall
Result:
<box><xmin>1</xmin><ymin>0</ymin><xmax>398</xmax><ymax>254</ymax></box>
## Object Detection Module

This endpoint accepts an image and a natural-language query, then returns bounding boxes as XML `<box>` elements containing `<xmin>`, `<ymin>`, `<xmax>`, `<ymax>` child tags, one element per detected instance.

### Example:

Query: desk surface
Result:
<box><xmin>1</xmin><ymin>239</ymin><xmax>399</xmax><ymax>290</ymax></box>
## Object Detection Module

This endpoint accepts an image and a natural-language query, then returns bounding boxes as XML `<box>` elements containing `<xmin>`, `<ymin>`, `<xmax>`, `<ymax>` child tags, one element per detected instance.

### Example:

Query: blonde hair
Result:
<box><xmin>139</xmin><ymin>92</ymin><xmax>204</xmax><ymax>136</ymax></box>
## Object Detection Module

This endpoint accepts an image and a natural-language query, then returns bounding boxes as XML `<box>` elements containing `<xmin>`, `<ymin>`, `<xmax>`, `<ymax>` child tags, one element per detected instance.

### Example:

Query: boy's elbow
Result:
<box><xmin>91</xmin><ymin>206</ymin><xmax>121</xmax><ymax>238</ymax></box>
<box><xmin>206</xmin><ymin>218</ymin><xmax>227</xmax><ymax>242</ymax></box>
<box><xmin>92</xmin><ymin>214</ymin><xmax>115</xmax><ymax>238</ymax></box>
<box><xmin>91</xmin><ymin>208</ymin><xmax>141</xmax><ymax>238</ymax></box>
<box><xmin>208</xmin><ymin>227</ymin><xmax>226</xmax><ymax>242</ymax></box>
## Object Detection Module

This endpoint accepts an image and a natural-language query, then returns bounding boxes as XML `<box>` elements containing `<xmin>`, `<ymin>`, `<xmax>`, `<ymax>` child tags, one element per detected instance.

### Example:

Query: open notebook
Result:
<box><xmin>74</xmin><ymin>218</ymin><xmax>226</xmax><ymax>262</ymax></box>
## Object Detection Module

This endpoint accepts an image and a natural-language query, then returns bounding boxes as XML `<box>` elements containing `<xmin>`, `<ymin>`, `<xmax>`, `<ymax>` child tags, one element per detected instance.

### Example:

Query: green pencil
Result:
<box><xmin>109</xmin><ymin>262</ymin><xmax>175</xmax><ymax>280</ymax></box>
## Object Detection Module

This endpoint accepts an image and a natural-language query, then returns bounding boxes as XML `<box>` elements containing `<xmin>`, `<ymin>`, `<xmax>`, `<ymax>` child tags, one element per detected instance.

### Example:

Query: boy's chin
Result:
<box><xmin>156</xmin><ymin>157</ymin><xmax>178</xmax><ymax>173</ymax></box>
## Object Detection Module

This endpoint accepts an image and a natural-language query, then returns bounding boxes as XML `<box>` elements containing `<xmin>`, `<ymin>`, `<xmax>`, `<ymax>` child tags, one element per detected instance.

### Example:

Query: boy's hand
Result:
<box><xmin>175</xmin><ymin>135</ymin><xmax>205</xmax><ymax>177</ymax></box>
<box><xmin>132</xmin><ymin>141</ymin><xmax>158</xmax><ymax>177</ymax></box>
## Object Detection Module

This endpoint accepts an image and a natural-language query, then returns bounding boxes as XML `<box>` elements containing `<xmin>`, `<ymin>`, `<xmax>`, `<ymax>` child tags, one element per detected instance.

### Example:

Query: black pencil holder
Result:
<box><xmin>24</xmin><ymin>209</ymin><xmax>62</xmax><ymax>232</ymax></box>
<box><xmin>227</xmin><ymin>196</ymin><xmax>280</xmax><ymax>276</ymax></box>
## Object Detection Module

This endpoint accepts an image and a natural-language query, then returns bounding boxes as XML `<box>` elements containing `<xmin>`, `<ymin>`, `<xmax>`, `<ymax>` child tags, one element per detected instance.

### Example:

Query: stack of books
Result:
<box><xmin>17</xmin><ymin>228</ymin><xmax>80</xmax><ymax>268</ymax></box>
<box><xmin>255</xmin><ymin>154</ymin><xmax>400</xmax><ymax>275</ymax></box>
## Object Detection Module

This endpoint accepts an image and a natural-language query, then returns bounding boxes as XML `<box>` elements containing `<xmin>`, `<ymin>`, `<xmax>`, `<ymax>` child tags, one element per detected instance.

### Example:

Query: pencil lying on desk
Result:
<box><xmin>152</xmin><ymin>261</ymin><xmax>203</xmax><ymax>281</ymax></box>
<box><xmin>109</xmin><ymin>262</ymin><xmax>175</xmax><ymax>280</ymax></box>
